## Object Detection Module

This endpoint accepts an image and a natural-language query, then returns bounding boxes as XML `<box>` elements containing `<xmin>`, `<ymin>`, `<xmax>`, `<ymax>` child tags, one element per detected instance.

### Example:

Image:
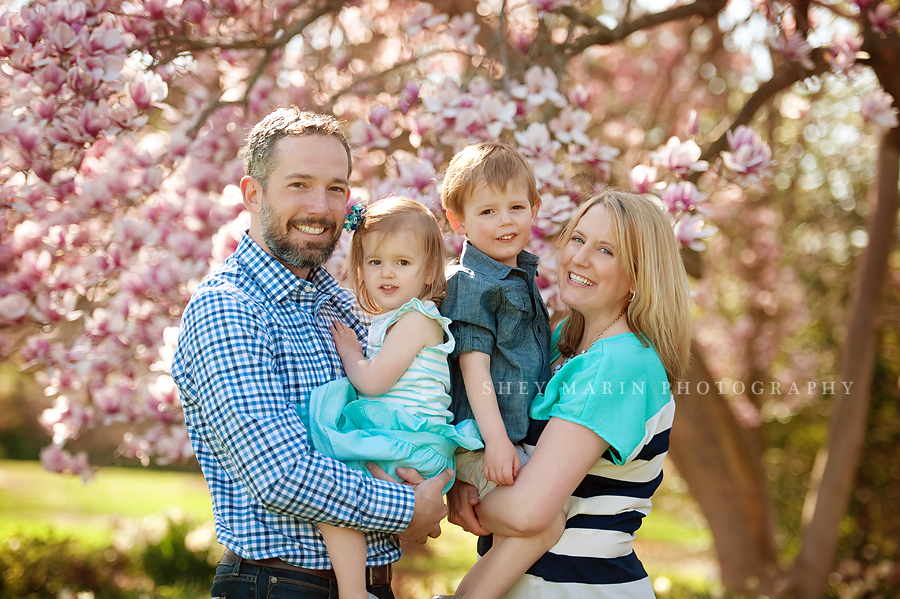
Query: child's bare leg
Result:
<box><xmin>455</xmin><ymin>510</ymin><xmax>566</xmax><ymax>599</ymax></box>
<box><xmin>318</xmin><ymin>522</ymin><xmax>370</xmax><ymax>599</ymax></box>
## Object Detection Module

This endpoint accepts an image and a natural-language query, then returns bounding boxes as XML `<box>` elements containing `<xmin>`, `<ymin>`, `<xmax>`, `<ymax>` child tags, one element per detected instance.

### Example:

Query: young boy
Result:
<box><xmin>439</xmin><ymin>142</ymin><xmax>558</xmax><ymax>599</ymax></box>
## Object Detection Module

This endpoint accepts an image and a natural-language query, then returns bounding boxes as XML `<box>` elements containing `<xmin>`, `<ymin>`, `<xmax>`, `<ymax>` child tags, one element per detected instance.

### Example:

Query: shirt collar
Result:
<box><xmin>233</xmin><ymin>231</ymin><xmax>341</xmax><ymax>302</ymax></box>
<box><xmin>459</xmin><ymin>241</ymin><xmax>539</xmax><ymax>278</ymax></box>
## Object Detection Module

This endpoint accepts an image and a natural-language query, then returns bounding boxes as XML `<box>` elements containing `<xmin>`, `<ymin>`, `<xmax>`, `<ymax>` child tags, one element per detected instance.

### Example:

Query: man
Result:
<box><xmin>171</xmin><ymin>107</ymin><xmax>452</xmax><ymax>599</ymax></box>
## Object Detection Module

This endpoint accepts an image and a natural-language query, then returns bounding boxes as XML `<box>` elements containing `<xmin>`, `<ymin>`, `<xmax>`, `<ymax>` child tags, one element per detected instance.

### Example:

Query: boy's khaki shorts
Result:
<box><xmin>454</xmin><ymin>445</ymin><xmax>531</xmax><ymax>499</ymax></box>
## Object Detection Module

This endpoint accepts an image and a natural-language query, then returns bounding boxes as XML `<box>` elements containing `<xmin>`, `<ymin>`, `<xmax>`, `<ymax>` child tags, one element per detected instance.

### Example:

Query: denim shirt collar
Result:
<box><xmin>233</xmin><ymin>231</ymin><xmax>341</xmax><ymax>302</ymax></box>
<box><xmin>459</xmin><ymin>240</ymin><xmax>539</xmax><ymax>279</ymax></box>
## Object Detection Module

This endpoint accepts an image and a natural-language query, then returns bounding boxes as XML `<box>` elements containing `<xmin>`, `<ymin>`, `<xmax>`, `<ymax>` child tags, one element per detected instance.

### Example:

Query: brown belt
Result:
<box><xmin>222</xmin><ymin>547</ymin><xmax>392</xmax><ymax>586</ymax></box>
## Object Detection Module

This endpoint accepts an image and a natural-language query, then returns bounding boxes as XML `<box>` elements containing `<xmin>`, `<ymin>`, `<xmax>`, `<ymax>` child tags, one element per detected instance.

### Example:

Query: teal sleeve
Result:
<box><xmin>531</xmin><ymin>336</ymin><xmax>670</xmax><ymax>464</ymax></box>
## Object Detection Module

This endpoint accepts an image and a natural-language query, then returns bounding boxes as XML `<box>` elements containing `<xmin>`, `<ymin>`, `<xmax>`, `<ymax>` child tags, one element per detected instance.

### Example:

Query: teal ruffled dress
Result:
<box><xmin>306</xmin><ymin>298</ymin><xmax>483</xmax><ymax>493</ymax></box>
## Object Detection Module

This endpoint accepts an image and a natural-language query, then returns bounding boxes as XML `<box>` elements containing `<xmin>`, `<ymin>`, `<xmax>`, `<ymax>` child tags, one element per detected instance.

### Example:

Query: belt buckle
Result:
<box><xmin>367</xmin><ymin>562</ymin><xmax>390</xmax><ymax>585</ymax></box>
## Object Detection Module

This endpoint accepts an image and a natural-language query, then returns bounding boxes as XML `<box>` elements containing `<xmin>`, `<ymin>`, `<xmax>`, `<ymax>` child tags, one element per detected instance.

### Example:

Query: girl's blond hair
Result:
<box><xmin>557</xmin><ymin>189</ymin><xmax>693</xmax><ymax>381</ymax></box>
<box><xmin>346</xmin><ymin>197</ymin><xmax>447</xmax><ymax>314</ymax></box>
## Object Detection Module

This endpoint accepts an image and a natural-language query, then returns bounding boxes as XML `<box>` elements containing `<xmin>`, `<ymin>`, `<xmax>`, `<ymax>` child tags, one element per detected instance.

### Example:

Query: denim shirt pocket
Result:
<box><xmin>503</xmin><ymin>288</ymin><xmax>531</xmax><ymax>314</ymax></box>
<box><xmin>497</xmin><ymin>287</ymin><xmax>531</xmax><ymax>345</ymax></box>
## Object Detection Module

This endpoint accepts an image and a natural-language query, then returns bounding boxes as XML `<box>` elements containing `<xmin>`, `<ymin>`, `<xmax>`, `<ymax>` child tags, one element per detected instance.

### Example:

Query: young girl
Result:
<box><xmin>306</xmin><ymin>196</ymin><xmax>483</xmax><ymax>599</ymax></box>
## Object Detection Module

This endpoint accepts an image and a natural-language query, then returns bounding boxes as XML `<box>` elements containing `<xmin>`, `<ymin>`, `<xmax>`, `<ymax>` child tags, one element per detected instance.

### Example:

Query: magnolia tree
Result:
<box><xmin>0</xmin><ymin>0</ymin><xmax>898</xmax><ymax>597</ymax></box>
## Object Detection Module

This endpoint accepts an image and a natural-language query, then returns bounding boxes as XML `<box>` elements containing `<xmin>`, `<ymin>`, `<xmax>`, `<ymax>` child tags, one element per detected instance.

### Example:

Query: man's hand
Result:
<box><xmin>368</xmin><ymin>464</ymin><xmax>453</xmax><ymax>545</ymax></box>
<box><xmin>482</xmin><ymin>438</ymin><xmax>520</xmax><ymax>487</ymax></box>
<box><xmin>331</xmin><ymin>320</ymin><xmax>362</xmax><ymax>359</ymax></box>
<box><xmin>447</xmin><ymin>479</ymin><xmax>490</xmax><ymax>536</ymax></box>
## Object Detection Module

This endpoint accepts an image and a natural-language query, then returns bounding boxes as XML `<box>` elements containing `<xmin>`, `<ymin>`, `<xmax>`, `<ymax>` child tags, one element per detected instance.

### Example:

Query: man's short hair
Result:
<box><xmin>243</xmin><ymin>107</ymin><xmax>352</xmax><ymax>189</ymax></box>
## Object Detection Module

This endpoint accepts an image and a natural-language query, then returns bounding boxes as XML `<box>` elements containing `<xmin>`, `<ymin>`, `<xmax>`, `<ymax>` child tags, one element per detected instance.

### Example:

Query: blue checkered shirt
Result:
<box><xmin>171</xmin><ymin>232</ymin><xmax>415</xmax><ymax>568</ymax></box>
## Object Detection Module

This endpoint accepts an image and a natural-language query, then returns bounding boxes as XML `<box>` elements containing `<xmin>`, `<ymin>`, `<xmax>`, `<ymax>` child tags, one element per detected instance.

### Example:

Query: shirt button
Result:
<box><xmin>305</xmin><ymin>285</ymin><xmax>314</xmax><ymax>293</ymax></box>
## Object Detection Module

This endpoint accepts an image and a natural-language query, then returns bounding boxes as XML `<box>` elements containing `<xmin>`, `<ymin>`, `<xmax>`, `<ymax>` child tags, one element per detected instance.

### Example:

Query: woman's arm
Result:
<box><xmin>332</xmin><ymin>310</ymin><xmax>443</xmax><ymax>397</ymax></box>
<box><xmin>474</xmin><ymin>416</ymin><xmax>611</xmax><ymax>537</ymax></box>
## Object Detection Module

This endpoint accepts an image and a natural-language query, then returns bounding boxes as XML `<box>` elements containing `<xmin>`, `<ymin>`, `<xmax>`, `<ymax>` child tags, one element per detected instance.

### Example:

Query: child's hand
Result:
<box><xmin>331</xmin><ymin>320</ymin><xmax>362</xmax><ymax>359</ymax></box>
<box><xmin>482</xmin><ymin>438</ymin><xmax>520</xmax><ymax>487</ymax></box>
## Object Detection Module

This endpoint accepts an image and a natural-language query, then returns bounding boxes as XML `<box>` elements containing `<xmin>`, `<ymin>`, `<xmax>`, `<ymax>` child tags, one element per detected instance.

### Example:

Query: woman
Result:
<box><xmin>447</xmin><ymin>188</ymin><xmax>693</xmax><ymax>598</ymax></box>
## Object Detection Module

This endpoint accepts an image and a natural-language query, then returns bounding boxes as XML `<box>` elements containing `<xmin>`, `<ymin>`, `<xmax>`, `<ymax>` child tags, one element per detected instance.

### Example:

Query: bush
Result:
<box><xmin>0</xmin><ymin>510</ymin><xmax>218</xmax><ymax>599</ymax></box>
<box><xmin>0</xmin><ymin>535</ymin><xmax>133</xmax><ymax>599</ymax></box>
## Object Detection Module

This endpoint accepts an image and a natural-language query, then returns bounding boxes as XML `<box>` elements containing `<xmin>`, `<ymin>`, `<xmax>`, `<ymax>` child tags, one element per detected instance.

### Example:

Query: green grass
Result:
<box><xmin>0</xmin><ymin>460</ymin><xmax>212</xmax><ymax>549</ymax></box>
<box><xmin>0</xmin><ymin>459</ymin><xmax>719</xmax><ymax>597</ymax></box>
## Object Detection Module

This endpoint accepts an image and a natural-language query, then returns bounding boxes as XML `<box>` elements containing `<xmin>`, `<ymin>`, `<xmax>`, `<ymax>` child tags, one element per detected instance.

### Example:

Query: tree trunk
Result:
<box><xmin>668</xmin><ymin>342</ymin><xmax>780</xmax><ymax>593</ymax></box>
<box><xmin>786</xmin><ymin>132</ymin><xmax>900</xmax><ymax>599</ymax></box>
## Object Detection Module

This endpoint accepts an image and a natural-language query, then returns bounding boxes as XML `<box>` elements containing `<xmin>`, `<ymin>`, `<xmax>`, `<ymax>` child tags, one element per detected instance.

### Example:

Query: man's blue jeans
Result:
<box><xmin>212</xmin><ymin>554</ymin><xmax>395</xmax><ymax>599</ymax></box>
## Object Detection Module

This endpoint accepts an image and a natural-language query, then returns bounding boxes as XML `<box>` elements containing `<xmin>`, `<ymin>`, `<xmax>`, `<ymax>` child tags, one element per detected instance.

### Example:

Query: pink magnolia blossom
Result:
<box><xmin>152</xmin><ymin>424</ymin><xmax>195</xmax><ymax>466</ymax></box>
<box><xmin>88</xmin><ymin>25</ymin><xmax>125</xmax><ymax>54</ymax></box>
<box><xmin>39</xmin><ymin>395</ymin><xmax>92</xmax><ymax>444</ymax></box>
<box><xmin>477</xmin><ymin>94</ymin><xmax>517</xmax><ymax>137</ymax></box>
<box><xmin>659</xmin><ymin>181</ymin><xmax>708</xmax><ymax>214</ymax></box>
<box><xmin>651</xmin><ymin>136</ymin><xmax>709</xmax><ymax>177</ymax></box>
<box><xmin>568</xmin><ymin>83</ymin><xmax>591</xmax><ymax>109</ymax></box>
<box><xmin>396</xmin><ymin>154</ymin><xmax>437</xmax><ymax>192</ymax></box>
<box><xmin>403</xmin><ymin>3</ymin><xmax>448</xmax><ymax>36</ymax></box>
<box><xmin>686</xmin><ymin>110</ymin><xmax>699</xmax><ymax>137</ymax></box>
<box><xmin>630</xmin><ymin>165</ymin><xmax>659</xmax><ymax>194</ymax></box>
<box><xmin>531</xmin><ymin>157</ymin><xmax>565</xmax><ymax>189</ymax></box>
<box><xmin>770</xmin><ymin>31</ymin><xmax>815</xmax><ymax>70</ymax></box>
<box><xmin>827</xmin><ymin>34</ymin><xmax>863</xmax><ymax>74</ymax></box>
<box><xmin>514</xmin><ymin>122</ymin><xmax>562</xmax><ymax>159</ymax></box>
<box><xmin>722</xmin><ymin>126</ymin><xmax>775</xmax><ymax>186</ymax></box>
<box><xmin>398</xmin><ymin>81</ymin><xmax>421</xmax><ymax>114</ymax></box>
<box><xmin>41</xmin><ymin>446</ymin><xmax>94</xmax><ymax>481</ymax></box>
<box><xmin>535</xmin><ymin>193</ymin><xmax>576</xmax><ymax>236</ymax></box>
<box><xmin>549</xmin><ymin>107</ymin><xmax>593</xmax><ymax>146</ymax></box>
<box><xmin>79</xmin><ymin>101</ymin><xmax>111</xmax><ymax>137</ymax></box>
<box><xmin>529</xmin><ymin>0</ymin><xmax>573</xmax><ymax>16</ymax></box>
<box><xmin>0</xmin><ymin>292</ymin><xmax>30</xmax><ymax>321</ymax></box>
<box><xmin>567</xmin><ymin>140</ymin><xmax>619</xmax><ymax>181</ymax></box>
<box><xmin>31</xmin><ymin>95</ymin><xmax>58</xmax><ymax>121</ymax></box>
<box><xmin>33</xmin><ymin>64</ymin><xmax>68</xmax><ymax>95</ymax></box>
<box><xmin>860</xmin><ymin>87</ymin><xmax>899</xmax><ymax>132</ymax></box>
<box><xmin>869</xmin><ymin>3</ymin><xmax>900</xmax><ymax>33</ymax></box>
<box><xmin>14</xmin><ymin>121</ymin><xmax>42</xmax><ymax>153</ymax></box>
<box><xmin>510</xmin><ymin>66</ymin><xmax>567</xmax><ymax>108</ymax></box>
<box><xmin>851</xmin><ymin>0</ymin><xmax>877</xmax><ymax>11</ymax></box>
<box><xmin>129</xmin><ymin>71</ymin><xmax>168</xmax><ymax>111</ymax></box>
<box><xmin>675</xmin><ymin>214</ymin><xmax>718</xmax><ymax>251</ymax></box>
<box><xmin>48</xmin><ymin>21</ymin><xmax>78</xmax><ymax>52</ymax></box>
<box><xmin>447</xmin><ymin>13</ymin><xmax>480</xmax><ymax>50</ymax></box>
<box><xmin>91</xmin><ymin>383</ymin><xmax>132</xmax><ymax>425</ymax></box>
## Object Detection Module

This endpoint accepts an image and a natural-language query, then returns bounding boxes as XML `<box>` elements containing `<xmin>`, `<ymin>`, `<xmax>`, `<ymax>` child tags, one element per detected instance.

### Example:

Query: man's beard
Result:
<box><xmin>260</xmin><ymin>195</ymin><xmax>341</xmax><ymax>273</ymax></box>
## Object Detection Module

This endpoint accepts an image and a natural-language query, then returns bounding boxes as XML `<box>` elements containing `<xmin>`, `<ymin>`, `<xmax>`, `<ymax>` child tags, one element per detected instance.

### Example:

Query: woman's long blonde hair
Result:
<box><xmin>557</xmin><ymin>189</ymin><xmax>693</xmax><ymax>382</ymax></box>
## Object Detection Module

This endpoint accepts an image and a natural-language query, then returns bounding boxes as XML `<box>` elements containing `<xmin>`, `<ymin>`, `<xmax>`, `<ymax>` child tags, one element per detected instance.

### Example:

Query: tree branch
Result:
<box><xmin>692</xmin><ymin>52</ymin><xmax>830</xmax><ymax>178</ymax></box>
<box><xmin>561</xmin><ymin>0</ymin><xmax>728</xmax><ymax>54</ymax></box>
<box><xmin>145</xmin><ymin>1</ymin><xmax>338</xmax><ymax>66</ymax></box>
<box><xmin>322</xmin><ymin>51</ymin><xmax>448</xmax><ymax>112</ymax></box>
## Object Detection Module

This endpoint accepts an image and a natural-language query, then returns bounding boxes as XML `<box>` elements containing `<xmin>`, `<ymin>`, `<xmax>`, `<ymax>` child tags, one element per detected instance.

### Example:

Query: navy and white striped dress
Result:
<box><xmin>503</xmin><ymin>331</ymin><xmax>674</xmax><ymax>599</ymax></box>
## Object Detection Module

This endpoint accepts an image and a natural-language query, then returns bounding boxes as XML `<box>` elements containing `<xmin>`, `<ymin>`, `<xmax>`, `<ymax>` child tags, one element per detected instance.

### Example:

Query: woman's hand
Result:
<box><xmin>482</xmin><ymin>437</ymin><xmax>520</xmax><ymax>486</ymax></box>
<box><xmin>474</xmin><ymin>417</ymin><xmax>610</xmax><ymax>537</ymax></box>
<box><xmin>330</xmin><ymin>320</ymin><xmax>362</xmax><ymax>359</ymax></box>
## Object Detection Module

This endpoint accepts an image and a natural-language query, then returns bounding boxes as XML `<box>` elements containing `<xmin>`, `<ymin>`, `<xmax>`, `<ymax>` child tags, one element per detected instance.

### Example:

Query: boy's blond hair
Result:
<box><xmin>346</xmin><ymin>197</ymin><xmax>447</xmax><ymax>314</ymax></box>
<box><xmin>441</xmin><ymin>142</ymin><xmax>541</xmax><ymax>215</ymax></box>
<box><xmin>556</xmin><ymin>189</ymin><xmax>693</xmax><ymax>382</ymax></box>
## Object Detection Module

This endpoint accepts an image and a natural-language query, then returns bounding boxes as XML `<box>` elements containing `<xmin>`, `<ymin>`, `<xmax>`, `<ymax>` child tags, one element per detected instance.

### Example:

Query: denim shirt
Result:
<box><xmin>441</xmin><ymin>242</ymin><xmax>552</xmax><ymax>443</ymax></box>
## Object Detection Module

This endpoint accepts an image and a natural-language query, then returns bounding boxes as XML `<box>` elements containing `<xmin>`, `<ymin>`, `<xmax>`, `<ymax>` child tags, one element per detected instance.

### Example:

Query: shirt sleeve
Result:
<box><xmin>442</xmin><ymin>269</ymin><xmax>500</xmax><ymax>357</ymax></box>
<box><xmin>173</xmin><ymin>285</ymin><xmax>415</xmax><ymax>534</ymax></box>
<box><xmin>535</xmin><ymin>342</ymin><xmax>669</xmax><ymax>464</ymax></box>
